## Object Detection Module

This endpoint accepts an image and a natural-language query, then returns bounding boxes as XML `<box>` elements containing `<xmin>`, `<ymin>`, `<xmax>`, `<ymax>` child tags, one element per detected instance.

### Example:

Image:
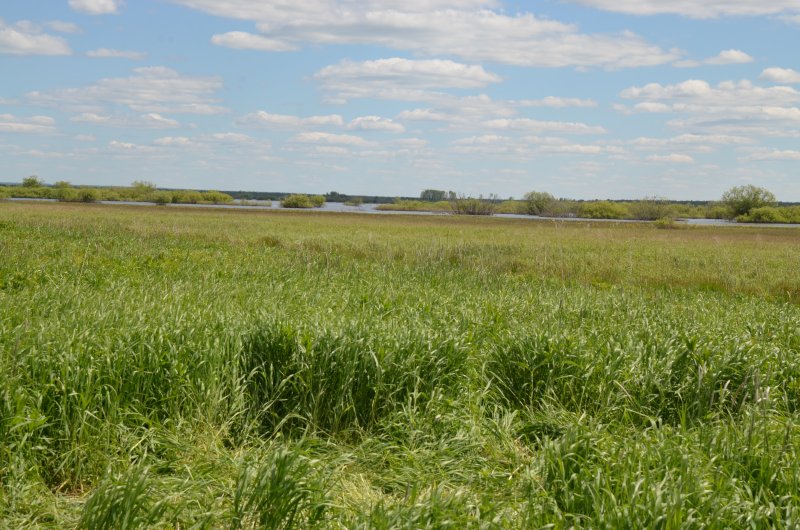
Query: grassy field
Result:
<box><xmin>1</xmin><ymin>201</ymin><xmax>799</xmax><ymax>528</ymax></box>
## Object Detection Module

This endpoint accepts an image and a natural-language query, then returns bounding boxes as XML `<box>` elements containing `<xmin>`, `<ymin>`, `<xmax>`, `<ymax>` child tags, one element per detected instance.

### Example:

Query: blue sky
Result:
<box><xmin>1</xmin><ymin>0</ymin><xmax>799</xmax><ymax>200</ymax></box>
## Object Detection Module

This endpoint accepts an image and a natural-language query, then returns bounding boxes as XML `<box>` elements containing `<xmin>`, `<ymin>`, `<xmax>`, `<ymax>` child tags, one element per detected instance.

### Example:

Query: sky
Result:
<box><xmin>1</xmin><ymin>1</ymin><xmax>799</xmax><ymax>200</ymax></box>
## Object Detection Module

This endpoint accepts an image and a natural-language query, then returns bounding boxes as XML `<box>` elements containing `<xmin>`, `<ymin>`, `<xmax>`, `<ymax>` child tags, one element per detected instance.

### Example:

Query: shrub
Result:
<box><xmin>737</xmin><ymin>206</ymin><xmax>787</xmax><ymax>223</ymax></box>
<box><xmin>523</xmin><ymin>191</ymin><xmax>556</xmax><ymax>215</ymax></box>
<box><xmin>281</xmin><ymin>194</ymin><xmax>314</xmax><ymax>208</ymax></box>
<box><xmin>578</xmin><ymin>201</ymin><xmax>630</xmax><ymax>219</ymax></box>
<box><xmin>54</xmin><ymin>188</ymin><xmax>79</xmax><ymax>202</ymax></box>
<box><xmin>77</xmin><ymin>188</ymin><xmax>99</xmax><ymax>203</ymax></box>
<box><xmin>149</xmin><ymin>191</ymin><xmax>173</xmax><ymax>205</ymax></box>
<box><xmin>22</xmin><ymin>175</ymin><xmax>44</xmax><ymax>187</ymax></box>
<box><xmin>310</xmin><ymin>195</ymin><xmax>325</xmax><ymax>208</ymax></box>
<box><xmin>721</xmin><ymin>185</ymin><xmax>776</xmax><ymax>218</ymax></box>
<box><xmin>344</xmin><ymin>197</ymin><xmax>364</xmax><ymax>206</ymax></box>
<box><xmin>202</xmin><ymin>191</ymin><xmax>234</xmax><ymax>204</ymax></box>
<box><xmin>450</xmin><ymin>194</ymin><xmax>498</xmax><ymax>216</ymax></box>
<box><xmin>629</xmin><ymin>197</ymin><xmax>671</xmax><ymax>220</ymax></box>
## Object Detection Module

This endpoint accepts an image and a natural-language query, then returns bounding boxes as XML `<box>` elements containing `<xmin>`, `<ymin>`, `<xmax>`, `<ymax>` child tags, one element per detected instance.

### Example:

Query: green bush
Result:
<box><xmin>523</xmin><ymin>191</ymin><xmax>556</xmax><ymax>215</ymax></box>
<box><xmin>149</xmin><ymin>191</ymin><xmax>173</xmax><ymax>205</ymax></box>
<box><xmin>628</xmin><ymin>197</ymin><xmax>671</xmax><ymax>220</ymax></box>
<box><xmin>281</xmin><ymin>194</ymin><xmax>314</xmax><ymax>208</ymax></box>
<box><xmin>578</xmin><ymin>201</ymin><xmax>630</xmax><ymax>219</ymax></box>
<box><xmin>721</xmin><ymin>185</ymin><xmax>776</xmax><ymax>218</ymax></box>
<box><xmin>344</xmin><ymin>197</ymin><xmax>364</xmax><ymax>206</ymax></box>
<box><xmin>451</xmin><ymin>198</ymin><xmax>496</xmax><ymax>215</ymax></box>
<box><xmin>310</xmin><ymin>195</ymin><xmax>325</xmax><ymax>208</ymax></box>
<box><xmin>77</xmin><ymin>188</ymin><xmax>99</xmax><ymax>203</ymax></box>
<box><xmin>202</xmin><ymin>191</ymin><xmax>233</xmax><ymax>204</ymax></box>
<box><xmin>737</xmin><ymin>206</ymin><xmax>788</xmax><ymax>223</ymax></box>
<box><xmin>22</xmin><ymin>175</ymin><xmax>44</xmax><ymax>187</ymax></box>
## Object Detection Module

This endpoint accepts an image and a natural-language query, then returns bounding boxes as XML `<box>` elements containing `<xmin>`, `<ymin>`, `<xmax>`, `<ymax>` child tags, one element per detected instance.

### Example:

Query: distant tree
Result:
<box><xmin>420</xmin><ymin>189</ymin><xmax>446</xmax><ymax>202</ymax></box>
<box><xmin>523</xmin><ymin>191</ymin><xmax>556</xmax><ymax>215</ymax></box>
<box><xmin>53</xmin><ymin>180</ymin><xmax>72</xmax><ymax>189</ymax></box>
<box><xmin>721</xmin><ymin>185</ymin><xmax>776</xmax><ymax>218</ymax></box>
<box><xmin>22</xmin><ymin>175</ymin><xmax>44</xmax><ymax>187</ymax></box>
<box><xmin>310</xmin><ymin>195</ymin><xmax>326</xmax><ymax>208</ymax></box>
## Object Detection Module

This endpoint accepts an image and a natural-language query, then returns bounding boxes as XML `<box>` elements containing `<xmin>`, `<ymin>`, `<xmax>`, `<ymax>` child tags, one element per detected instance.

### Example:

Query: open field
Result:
<box><xmin>1</xmin><ymin>201</ymin><xmax>800</xmax><ymax>528</ymax></box>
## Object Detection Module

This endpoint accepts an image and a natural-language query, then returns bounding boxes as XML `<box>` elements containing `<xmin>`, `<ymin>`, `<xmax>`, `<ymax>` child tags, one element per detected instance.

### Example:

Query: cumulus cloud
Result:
<box><xmin>27</xmin><ymin>66</ymin><xmax>226</xmax><ymax>114</ymax></box>
<box><xmin>518</xmin><ymin>97</ymin><xmax>598</xmax><ymax>108</ymax></box>
<box><xmin>618</xmin><ymin>79</ymin><xmax>800</xmax><ymax>134</ymax></box>
<box><xmin>237</xmin><ymin>111</ymin><xmax>344</xmax><ymax>128</ymax></box>
<box><xmin>313</xmin><ymin>58</ymin><xmax>501</xmax><ymax>102</ymax></box>
<box><xmin>0</xmin><ymin>19</ymin><xmax>71</xmax><ymax>55</ymax></box>
<box><xmin>674</xmin><ymin>49</ymin><xmax>754</xmax><ymax>68</ymax></box>
<box><xmin>291</xmin><ymin>131</ymin><xmax>373</xmax><ymax>146</ymax></box>
<box><xmin>347</xmin><ymin>116</ymin><xmax>405</xmax><ymax>133</ymax></box>
<box><xmin>87</xmin><ymin>48</ymin><xmax>146</xmax><ymax>60</ymax></box>
<box><xmin>564</xmin><ymin>0</ymin><xmax>800</xmax><ymax>18</ymax></box>
<box><xmin>746</xmin><ymin>149</ymin><xmax>800</xmax><ymax>161</ymax></box>
<box><xmin>647</xmin><ymin>154</ymin><xmax>695</xmax><ymax>163</ymax></box>
<box><xmin>760</xmin><ymin>67</ymin><xmax>800</xmax><ymax>84</ymax></box>
<box><xmin>483</xmin><ymin>118</ymin><xmax>607</xmax><ymax>135</ymax></box>
<box><xmin>211</xmin><ymin>31</ymin><xmax>297</xmax><ymax>51</ymax></box>
<box><xmin>171</xmin><ymin>0</ymin><xmax>680</xmax><ymax>69</ymax></box>
<box><xmin>0</xmin><ymin>113</ymin><xmax>56</xmax><ymax>133</ymax></box>
<box><xmin>46</xmin><ymin>21</ymin><xmax>81</xmax><ymax>34</ymax></box>
<box><xmin>69</xmin><ymin>0</ymin><xmax>124</xmax><ymax>15</ymax></box>
<box><xmin>71</xmin><ymin>112</ymin><xmax>181</xmax><ymax>128</ymax></box>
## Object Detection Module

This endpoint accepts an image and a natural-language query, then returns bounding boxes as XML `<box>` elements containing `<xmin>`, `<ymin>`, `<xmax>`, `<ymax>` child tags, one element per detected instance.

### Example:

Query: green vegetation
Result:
<box><xmin>1</xmin><ymin>178</ymin><xmax>234</xmax><ymax>205</ymax></box>
<box><xmin>1</xmin><ymin>202</ymin><xmax>799</xmax><ymax>527</ymax></box>
<box><xmin>722</xmin><ymin>185</ymin><xmax>777</xmax><ymax>218</ymax></box>
<box><xmin>280</xmin><ymin>194</ymin><xmax>326</xmax><ymax>209</ymax></box>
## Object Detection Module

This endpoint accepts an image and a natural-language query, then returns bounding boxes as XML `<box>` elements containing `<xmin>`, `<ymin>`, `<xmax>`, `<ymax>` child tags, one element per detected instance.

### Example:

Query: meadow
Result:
<box><xmin>1</xmin><ymin>201</ymin><xmax>799</xmax><ymax>528</ymax></box>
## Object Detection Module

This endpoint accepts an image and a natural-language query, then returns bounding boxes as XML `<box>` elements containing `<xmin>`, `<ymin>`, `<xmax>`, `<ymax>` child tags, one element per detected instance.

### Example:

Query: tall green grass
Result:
<box><xmin>1</xmin><ymin>202</ymin><xmax>799</xmax><ymax>527</ymax></box>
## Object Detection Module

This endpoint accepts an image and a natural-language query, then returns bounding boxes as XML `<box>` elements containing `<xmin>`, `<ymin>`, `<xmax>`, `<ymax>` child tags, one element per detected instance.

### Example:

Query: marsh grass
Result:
<box><xmin>1</xmin><ymin>201</ymin><xmax>799</xmax><ymax>527</ymax></box>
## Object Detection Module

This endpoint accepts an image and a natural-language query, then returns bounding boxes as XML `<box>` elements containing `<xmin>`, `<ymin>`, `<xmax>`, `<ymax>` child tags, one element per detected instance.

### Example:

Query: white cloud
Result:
<box><xmin>70</xmin><ymin>112</ymin><xmax>181</xmax><ymax>128</ymax></box>
<box><xmin>87</xmin><ymin>48</ymin><xmax>146</xmax><ymax>60</ymax></box>
<box><xmin>397</xmin><ymin>108</ymin><xmax>451</xmax><ymax>122</ymax></box>
<box><xmin>313</xmin><ymin>58</ymin><xmax>501</xmax><ymax>102</ymax></box>
<box><xmin>154</xmin><ymin>136</ymin><xmax>196</xmax><ymax>147</ymax></box>
<box><xmin>674</xmin><ymin>49</ymin><xmax>754</xmax><ymax>68</ymax></box>
<box><xmin>69</xmin><ymin>0</ymin><xmax>124</xmax><ymax>15</ymax></box>
<box><xmin>0</xmin><ymin>19</ymin><xmax>71</xmax><ymax>55</ymax></box>
<box><xmin>236</xmin><ymin>111</ymin><xmax>344</xmax><ymax>128</ymax></box>
<box><xmin>0</xmin><ymin>113</ymin><xmax>56</xmax><ymax>133</ymax></box>
<box><xmin>618</xmin><ymin>79</ymin><xmax>800</xmax><ymax>134</ymax></box>
<box><xmin>746</xmin><ymin>149</ymin><xmax>800</xmax><ymax>161</ymax></box>
<box><xmin>108</xmin><ymin>140</ymin><xmax>159</xmax><ymax>153</ymax></box>
<box><xmin>172</xmin><ymin>0</ymin><xmax>680</xmax><ymax>69</ymax></box>
<box><xmin>518</xmin><ymin>97</ymin><xmax>598</xmax><ymax>108</ymax></box>
<box><xmin>211</xmin><ymin>132</ymin><xmax>256</xmax><ymax>143</ymax></box>
<box><xmin>395</xmin><ymin>137</ymin><xmax>428</xmax><ymax>148</ymax></box>
<box><xmin>647</xmin><ymin>154</ymin><xmax>695</xmax><ymax>163</ymax></box>
<box><xmin>46</xmin><ymin>21</ymin><xmax>81</xmax><ymax>34</ymax></box>
<box><xmin>292</xmin><ymin>131</ymin><xmax>373</xmax><ymax>146</ymax></box>
<box><xmin>483</xmin><ymin>118</ymin><xmax>607</xmax><ymax>135</ymax></box>
<box><xmin>28</xmin><ymin>66</ymin><xmax>226</xmax><ymax>114</ymax></box>
<box><xmin>564</xmin><ymin>0</ymin><xmax>800</xmax><ymax>18</ymax></box>
<box><xmin>211</xmin><ymin>31</ymin><xmax>297</xmax><ymax>51</ymax></box>
<box><xmin>760</xmin><ymin>67</ymin><xmax>800</xmax><ymax>84</ymax></box>
<box><xmin>347</xmin><ymin>116</ymin><xmax>405</xmax><ymax>133</ymax></box>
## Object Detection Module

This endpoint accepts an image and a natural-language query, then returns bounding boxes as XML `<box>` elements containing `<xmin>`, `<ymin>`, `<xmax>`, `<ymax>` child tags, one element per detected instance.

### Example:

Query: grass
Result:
<box><xmin>1</xmin><ymin>201</ymin><xmax>799</xmax><ymax>527</ymax></box>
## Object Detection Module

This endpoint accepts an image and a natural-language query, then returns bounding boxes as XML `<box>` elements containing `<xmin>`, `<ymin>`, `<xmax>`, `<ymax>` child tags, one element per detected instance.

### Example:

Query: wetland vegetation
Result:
<box><xmin>1</xmin><ymin>201</ymin><xmax>799</xmax><ymax>527</ymax></box>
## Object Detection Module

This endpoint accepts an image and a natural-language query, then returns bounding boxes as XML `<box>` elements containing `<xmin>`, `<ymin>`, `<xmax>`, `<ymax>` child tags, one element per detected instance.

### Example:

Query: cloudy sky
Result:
<box><xmin>2</xmin><ymin>1</ymin><xmax>799</xmax><ymax>200</ymax></box>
